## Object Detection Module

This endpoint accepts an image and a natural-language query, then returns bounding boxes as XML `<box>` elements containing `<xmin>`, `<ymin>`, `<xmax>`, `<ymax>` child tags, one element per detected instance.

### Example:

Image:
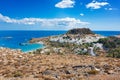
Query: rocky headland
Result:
<box><xmin>30</xmin><ymin>28</ymin><xmax>105</xmax><ymax>56</ymax></box>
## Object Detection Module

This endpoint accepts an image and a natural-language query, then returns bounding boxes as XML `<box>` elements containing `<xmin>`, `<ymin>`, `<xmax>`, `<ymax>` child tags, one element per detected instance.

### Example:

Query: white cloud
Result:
<box><xmin>86</xmin><ymin>1</ymin><xmax>109</xmax><ymax>9</ymax></box>
<box><xmin>105</xmin><ymin>7</ymin><xmax>119</xmax><ymax>11</ymax></box>
<box><xmin>55</xmin><ymin>0</ymin><xmax>75</xmax><ymax>8</ymax></box>
<box><xmin>108</xmin><ymin>8</ymin><xmax>113</xmax><ymax>10</ymax></box>
<box><xmin>105</xmin><ymin>8</ymin><xmax>114</xmax><ymax>10</ymax></box>
<box><xmin>0</xmin><ymin>13</ymin><xmax>89</xmax><ymax>30</ymax></box>
<box><xmin>80</xmin><ymin>13</ymin><xmax>84</xmax><ymax>16</ymax></box>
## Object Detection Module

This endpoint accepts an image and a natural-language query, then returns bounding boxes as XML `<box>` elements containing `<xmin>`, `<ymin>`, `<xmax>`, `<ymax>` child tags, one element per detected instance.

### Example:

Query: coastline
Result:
<box><xmin>22</xmin><ymin>42</ymin><xmax>45</xmax><ymax>53</ymax></box>
<box><xmin>0</xmin><ymin>30</ymin><xmax>120</xmax><ymax>53</ymax></box>
<box><xmin>0</xmin><ymin>42</ymin><xmax>45</xmax><ymax>53</ymax></box>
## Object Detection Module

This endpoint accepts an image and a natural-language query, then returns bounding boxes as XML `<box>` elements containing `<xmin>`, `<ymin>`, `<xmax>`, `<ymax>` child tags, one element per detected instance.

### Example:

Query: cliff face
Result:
<box><xmin>66</xmin><ymin>28</ymin><xmax>94</xmax><ymax>35</ymax></box>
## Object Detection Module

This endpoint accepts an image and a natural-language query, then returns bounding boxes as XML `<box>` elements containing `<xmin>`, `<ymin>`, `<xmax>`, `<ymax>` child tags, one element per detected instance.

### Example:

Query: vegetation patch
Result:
<box><xmin>13</xmin><ymin>71</ymin><xmax>23</xmax><ymax>77</ymax></box>
<box><xmin>87</xmin><ymin>70</ymin><xmax>99</xmax><ymax>75</ymax></box>
<box><xmin>98</xmin><ymin>36</ymin><xmax>120</xmax><ymax>58</ymax></box>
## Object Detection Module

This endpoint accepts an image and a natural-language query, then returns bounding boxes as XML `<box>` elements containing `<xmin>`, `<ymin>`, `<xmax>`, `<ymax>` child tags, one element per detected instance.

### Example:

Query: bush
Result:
<box><xmin>98</xmin><ymin>37</ymin><xmax>120</xmax><ymax>49</ymax></box>
<box><xmin>107</xmin><ymin>47</ymin><xmax>120</xmax><ymax>58</ymax></box>
<box><xmin>87</xmin><ymin>70</ymin><xmax>99</xmax><ymax>75</ymax></box>
<box><xmin>13</xmin><ymin>71</ymin><xmax>23</xmax><ymax>77</ymax></box>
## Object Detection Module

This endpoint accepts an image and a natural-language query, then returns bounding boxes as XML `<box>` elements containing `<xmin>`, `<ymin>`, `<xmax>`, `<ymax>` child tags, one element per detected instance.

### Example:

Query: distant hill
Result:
<box><xmin>66</xmin><ymin>28</ymin><xmax>94</xmax><ymax>35</ymax></box>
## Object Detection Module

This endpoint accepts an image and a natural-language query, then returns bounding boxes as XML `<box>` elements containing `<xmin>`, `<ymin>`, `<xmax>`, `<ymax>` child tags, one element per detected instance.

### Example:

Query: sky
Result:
<box><xmin>0</xmin><ymin>0</ymin><xmax>120</xmax><ymax>31</ymax></box>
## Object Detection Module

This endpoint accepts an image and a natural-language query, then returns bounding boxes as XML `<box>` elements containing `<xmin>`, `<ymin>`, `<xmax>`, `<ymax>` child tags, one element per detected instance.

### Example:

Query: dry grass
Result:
<box><xmin>0</xmin><ymin>52</ymin><xmax>120</xmax><ymax>80</ymax></box>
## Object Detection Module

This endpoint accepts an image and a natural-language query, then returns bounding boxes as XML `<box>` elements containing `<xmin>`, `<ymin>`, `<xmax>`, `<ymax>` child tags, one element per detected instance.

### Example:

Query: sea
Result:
<box><xmin>0</xmin><ymin>31</ymin><xmax>120</xmax><ymax>52</ymax></box>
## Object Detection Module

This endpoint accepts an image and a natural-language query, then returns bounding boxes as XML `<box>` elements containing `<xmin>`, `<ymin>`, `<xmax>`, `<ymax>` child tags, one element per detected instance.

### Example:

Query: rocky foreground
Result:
<box><xmin>0</xmin><ymin>47</ymin><xmax>120</xmax><ymax>80</ymax></box>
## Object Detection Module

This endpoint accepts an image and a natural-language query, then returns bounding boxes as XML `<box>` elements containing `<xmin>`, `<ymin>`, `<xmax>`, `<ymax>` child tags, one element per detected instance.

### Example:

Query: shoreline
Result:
<box><xmin>24</xmin><ymin>42</ymin><xmax>45</xmax><ymax>53</ymax></box>
<box><xmin>0</xmin><ymin>30</ymin><xmax>119</xmax><ymax>54</ymax></box>
<box><xmin>22</xmin><ymin>42</ymin><xmax>45</xmax><ymax>53</ymax></box>
<box><xmin>0</xmin><ymin>42</ymin><xmax>45</xmax><ymax>53</ymax></box>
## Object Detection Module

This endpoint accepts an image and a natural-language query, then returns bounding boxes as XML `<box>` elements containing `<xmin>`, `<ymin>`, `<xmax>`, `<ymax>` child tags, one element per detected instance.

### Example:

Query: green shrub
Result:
<box><xmin>87</xmin><ymin>70</ymin><xmax>99</xmax><ymax>75</ymax></box>
<box><xmin>13</xmin><ymin>71</ymin><xmax>23</xmax><ymax>77</ymax></box>
<box><xmin>107</xmin><ymin>47</ymin><xmax>120</xmax><ymax>58</ymax></box>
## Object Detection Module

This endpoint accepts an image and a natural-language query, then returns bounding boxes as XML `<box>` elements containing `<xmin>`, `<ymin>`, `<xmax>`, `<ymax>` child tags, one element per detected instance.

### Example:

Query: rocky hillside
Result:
<box><xmin>0</xmin><ymin>47</ymin><xmax>120</xmax><ymax>80</ymax></box>
<box><xmin>66</xmin><ymin>28</ymin><xmax>94</xmax><ymax>34</ymax></box>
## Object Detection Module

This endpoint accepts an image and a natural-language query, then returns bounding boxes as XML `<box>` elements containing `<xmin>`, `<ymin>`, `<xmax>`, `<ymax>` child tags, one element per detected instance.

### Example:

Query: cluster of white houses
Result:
<box><xmin>50</xmin><ymin>34</ymin><xmax>105</xmax><ymax>45</ymax></box>
<box><xmin>49</xmin><ymin>34</ymin><xmax>105</xmax><ymax>56</ymax></box>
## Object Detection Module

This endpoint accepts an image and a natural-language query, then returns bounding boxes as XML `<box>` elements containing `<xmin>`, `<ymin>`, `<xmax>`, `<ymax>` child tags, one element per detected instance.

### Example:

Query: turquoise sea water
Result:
<box><xmin>0</xmin><ymin>31</ymin><xmax>120</xmax><ymax>52</ymax></box>
<box><xmin>0</xmin><ymin>31</ymin><xmax>66</xmax><ymax>52</ymax></box>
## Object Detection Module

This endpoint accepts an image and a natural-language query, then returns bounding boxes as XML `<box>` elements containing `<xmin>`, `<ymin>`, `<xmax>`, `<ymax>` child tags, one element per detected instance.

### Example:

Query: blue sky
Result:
<box><xmin>0</xmin><ymin>0</ymin><xmax>120</xmax><ymax>30</ymax></box>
